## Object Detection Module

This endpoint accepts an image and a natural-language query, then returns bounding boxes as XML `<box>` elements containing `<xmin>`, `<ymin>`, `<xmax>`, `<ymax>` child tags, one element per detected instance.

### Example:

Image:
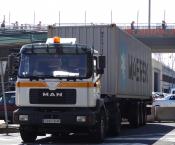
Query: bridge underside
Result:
<box><xmin>136</xmin><ymin>36</ymin><xmax>175</xmax><ymax>53</ymax></box>
<box><xmin>0</xmin><ymin>30</ymin><xmax>47</xmax><ymax>57</ymax></box>
<box><xmin>125</xmin><ymin>29</ymin><xmax>175</xmax><ymax>53</ymax></box>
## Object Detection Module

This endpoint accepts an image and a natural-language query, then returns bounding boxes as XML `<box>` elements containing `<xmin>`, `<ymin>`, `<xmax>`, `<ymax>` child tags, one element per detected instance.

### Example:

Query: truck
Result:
<box><xmin>12</xmin><ymin>24</ymin><xmax>152</xmax><ymax>142</ymax></box>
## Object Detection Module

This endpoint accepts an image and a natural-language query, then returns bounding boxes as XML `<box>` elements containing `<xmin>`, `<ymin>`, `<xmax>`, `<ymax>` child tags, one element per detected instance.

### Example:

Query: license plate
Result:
<box><xmin>43</xmin><ymin>119</ymin><xmax>61</xmax><ymax>124</ymax></box>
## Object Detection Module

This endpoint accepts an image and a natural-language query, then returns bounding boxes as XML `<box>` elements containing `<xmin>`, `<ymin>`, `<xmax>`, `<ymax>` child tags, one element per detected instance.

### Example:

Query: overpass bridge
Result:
<box><xmin>0</xmin><ymin>23</ymin><xmax>175</xmax><ymax>54</ymax></box>
<box><xmin>0</xmin><ymin>24</ymin><xmax>47</xmax><ymax>57</ymax></box>
<box><xmin>118</xmin><ymin>23</ymin><xmax>175</xmax><ymax>53</ymax></box>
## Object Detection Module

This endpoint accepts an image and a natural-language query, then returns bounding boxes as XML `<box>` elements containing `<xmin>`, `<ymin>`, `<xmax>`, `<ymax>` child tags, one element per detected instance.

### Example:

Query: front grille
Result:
<box><xmin>29</xmin><ymin>89</ymin><xmax>76</xmax><ymax>104</ymax></box>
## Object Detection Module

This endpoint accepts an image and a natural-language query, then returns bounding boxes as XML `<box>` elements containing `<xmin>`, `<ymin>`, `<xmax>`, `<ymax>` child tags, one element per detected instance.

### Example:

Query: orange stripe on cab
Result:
<box><xmin>16</xmin><ymin>82</ymin><xmax>48</xmax><ymax>88</ymax></box>
<box><xmin>58</xmin><ymin>82</ymin><xmax>95</xmax><ymax>88</ymax></box>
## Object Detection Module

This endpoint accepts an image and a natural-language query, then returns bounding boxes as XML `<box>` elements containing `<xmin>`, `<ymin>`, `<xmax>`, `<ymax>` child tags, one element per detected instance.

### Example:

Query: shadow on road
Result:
<box><xmin>104</xmin><ymin>123</ymin><xmax>175</xmax><ymax>145</ymax></box>
<box><xmin>18</xmin><ymin>123</ymin><xmax>175</xmax><ymax>145</ymax></box>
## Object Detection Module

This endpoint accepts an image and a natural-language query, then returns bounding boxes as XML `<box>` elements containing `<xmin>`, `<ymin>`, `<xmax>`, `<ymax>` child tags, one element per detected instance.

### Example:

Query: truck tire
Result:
<box><xmin>139</xmin><ymin>103</ymin><xmax>144</xmax><ymax>126</ymax></box>
<box><xmin>20</xmin><ymin>125</ymin><xmax>37</xmax><ymax>143</ymax></box>
<box><xmin>92</xmin><ymin>111</ymin><xmax>106</xmax><ymax>142</ymax></box>
<box><xmin>129</xmin><ymin>103</ymin><xmax>140</xmax><ymax>128</ymax></box>
<box><xmin>52</xmin><ymin>132</ymin><xmax>69</xmax><ymax>139</ymax></box>
<box><xmin>108</xmin><ymin>106</ymin><xmax>121</xmax><ymax>136</ymax></box>
<box><xmin>143</xmin><ymin>103</ymin><xmax>147</xmax><ymax>125</ymax></box>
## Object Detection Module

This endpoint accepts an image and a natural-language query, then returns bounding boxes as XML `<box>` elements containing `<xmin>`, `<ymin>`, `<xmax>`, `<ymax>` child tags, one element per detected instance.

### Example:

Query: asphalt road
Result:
<box><xmin>0</xmin><ymin>122</ymin><xmax>175</xmax><ymax>145</ymax></box>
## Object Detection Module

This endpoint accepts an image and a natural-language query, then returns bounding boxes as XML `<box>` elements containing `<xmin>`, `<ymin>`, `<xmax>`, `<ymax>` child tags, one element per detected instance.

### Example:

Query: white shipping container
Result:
<box><xmin>48</xmin><ymin>24</ymin><xmax>152</xmax><ymax>100</ymax></box>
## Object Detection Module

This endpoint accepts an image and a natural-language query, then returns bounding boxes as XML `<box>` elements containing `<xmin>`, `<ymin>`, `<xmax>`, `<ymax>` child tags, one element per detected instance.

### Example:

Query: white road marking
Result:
<box><xmin>159</xmin><ymin>129</ymin><xmax>175</xmax><ymax>142</ymax></box>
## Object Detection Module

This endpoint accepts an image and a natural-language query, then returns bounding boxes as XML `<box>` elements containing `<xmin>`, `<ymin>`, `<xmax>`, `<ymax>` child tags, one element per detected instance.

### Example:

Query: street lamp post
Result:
<box><xmin>148</xmin><ymin>0</ymin><xmax>151</xmax><ymax>29</ymax></box>
<box><xmin>0</xmin><ymin>59</ymin><xmax>8</xmax><ymax>135</ymax></box>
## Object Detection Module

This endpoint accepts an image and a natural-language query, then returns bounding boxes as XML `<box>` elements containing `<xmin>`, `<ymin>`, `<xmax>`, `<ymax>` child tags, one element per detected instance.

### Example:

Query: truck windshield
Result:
<box><xmin>18</xmin><ymin>54</ymin><xmax>91</xmax><ymax>79</ymax></box>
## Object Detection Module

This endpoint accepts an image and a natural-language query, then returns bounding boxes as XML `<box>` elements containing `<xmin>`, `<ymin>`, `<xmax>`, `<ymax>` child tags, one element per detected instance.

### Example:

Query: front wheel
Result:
<box><xmin>20</xmin><ymin>125</ymin><xmax>37</xmax><ymax>143</ymax></box>
<box><xmin>91</xmin><ymin>112</ymin><xmax>106</xmax><ymax>142</ymax></box>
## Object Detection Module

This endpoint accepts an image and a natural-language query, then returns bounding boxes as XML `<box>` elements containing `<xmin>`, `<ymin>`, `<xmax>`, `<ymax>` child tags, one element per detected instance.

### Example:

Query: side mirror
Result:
<box><xmin>97</xmin><ymin>56</ymin><xmax>106</xmax><ymax>74</ymax></box>
<box><xmin>99</xmin><ymin>56</ymin><xmax>106</xmax><ymax>69</ymax></box>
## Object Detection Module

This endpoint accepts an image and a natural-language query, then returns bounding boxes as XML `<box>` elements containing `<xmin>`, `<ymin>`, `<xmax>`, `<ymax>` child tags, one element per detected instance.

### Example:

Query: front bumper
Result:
<box><xmin>14</xmin><ymin>107</ymin><xmax>98</xmax><ymax>133</ymax></box>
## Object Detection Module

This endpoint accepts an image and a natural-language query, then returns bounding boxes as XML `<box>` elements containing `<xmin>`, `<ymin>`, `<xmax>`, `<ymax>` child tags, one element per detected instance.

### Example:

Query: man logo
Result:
<box><xmin>43</xmin><ymin>92</ymin><xmax>63</xmax><ymax>97</ymax></box>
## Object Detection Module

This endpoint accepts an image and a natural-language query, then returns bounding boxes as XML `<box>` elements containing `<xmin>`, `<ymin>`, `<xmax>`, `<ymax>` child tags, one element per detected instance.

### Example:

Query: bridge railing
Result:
<box><xmin>117</xmin><ymin>23</ymin><xmax>175</xmax><ymax>29</ymax></box>
<box><xmin>117</xmin><ymin>23</ymin><xmax>175</xmax><ymax>36</ymax></box>
<box><xmin>1</xmin><ymin>22</ymin><xmax>175</xmax><ymax>36</ymax></box>
<box><xmin>0</xmin><ymin>23</ymin><xmax>48</xmax><ymax>34</ymax></box>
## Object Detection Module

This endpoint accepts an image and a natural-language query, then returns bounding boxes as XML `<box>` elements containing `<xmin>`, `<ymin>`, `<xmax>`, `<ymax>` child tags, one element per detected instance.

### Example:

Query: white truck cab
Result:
<box><xmin>12</xmin><ymin>37</ymin><xmax>106</xmax><ymax>142</ymax></box>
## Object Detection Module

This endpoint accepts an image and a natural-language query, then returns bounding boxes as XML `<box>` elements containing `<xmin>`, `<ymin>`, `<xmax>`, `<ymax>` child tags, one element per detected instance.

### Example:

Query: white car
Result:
<box><xmin>153</xmin><ymin>94</ymin><xmax>175</xmax><ymax>107</ymax></box>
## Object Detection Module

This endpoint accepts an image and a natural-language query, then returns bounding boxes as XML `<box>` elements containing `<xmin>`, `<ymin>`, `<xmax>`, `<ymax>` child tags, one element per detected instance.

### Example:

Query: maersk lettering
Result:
<box><xmin>128</xmin><ymin>55</ymin><xmax>148</xmax><ymax>82</ymax></box>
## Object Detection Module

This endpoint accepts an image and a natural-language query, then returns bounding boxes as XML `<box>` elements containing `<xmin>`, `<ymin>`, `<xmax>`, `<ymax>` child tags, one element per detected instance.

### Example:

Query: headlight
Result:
<box><xmin>19</xmin><ymin>115</ymin><xmax>28</xmax><ymax>121</ymax></box>
<box><xmin>77</xmin><ymin>116</ymin><xmax>86</xmax><ymax>122</ymax></box>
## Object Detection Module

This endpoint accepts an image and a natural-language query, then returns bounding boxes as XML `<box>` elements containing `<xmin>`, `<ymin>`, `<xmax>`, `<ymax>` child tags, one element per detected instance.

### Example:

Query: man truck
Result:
<box><xmin>12</xmin><ymin>24</ymin><xmax>152</xmax><ymax>142</ymax></box>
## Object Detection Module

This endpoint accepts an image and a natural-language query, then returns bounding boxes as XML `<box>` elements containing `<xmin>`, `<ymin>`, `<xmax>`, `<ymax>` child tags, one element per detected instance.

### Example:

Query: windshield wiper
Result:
<box><xmin>29</xmin><ymin>75</ymin><xmax>43</xmax><ymax>81</ymax></box>
<box><xmin>66</xmin><ymin>77</ymin><xmax>77</xmax><ymax>81</ymax></box>
<box><xmin>29</xmin><ymin>75</ymin><xmax>53</xmax><ymax>81</ymax></box>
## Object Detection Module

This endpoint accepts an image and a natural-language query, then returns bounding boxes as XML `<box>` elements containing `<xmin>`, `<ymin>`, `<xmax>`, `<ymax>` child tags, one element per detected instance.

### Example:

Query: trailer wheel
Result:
<box><xmin>108</xmin><ymin>106</ymin><xmax>121</xmax><ymax>136</ymax></box>
<box><xmin>92</xmin><ymin>111</ymin><xmax>106</xmax><ymax>142</ymax></box>
<box><xmin>52</xmin><ymin>132</ymin><xmax>69</xmax><ymax>139</ymax></box>
<box><xmin>139</xmin><ymin>103</ymin><xmax>144</xmax><ymax>126</ymax></box>
<box><xmin>143</xmin><ymin>103</ymin><xmax>147</xmax><ymax>125</ymax></box>
<box><xmin>20</xmin><ymin>125</ymin><xmax>37</xmax><ymax>143</ymax></box>
<box><xmin>129</xmin><ymin>103</ymin><xmax>140</xmax><ymax>128</ymax></box>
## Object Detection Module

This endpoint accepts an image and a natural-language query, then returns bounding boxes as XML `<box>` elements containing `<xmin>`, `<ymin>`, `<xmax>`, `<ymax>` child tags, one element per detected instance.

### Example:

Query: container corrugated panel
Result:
<box><xmin>48</xmin><ymin>24</ymin><xmax>152</xmax><ymax>100</ymax></box>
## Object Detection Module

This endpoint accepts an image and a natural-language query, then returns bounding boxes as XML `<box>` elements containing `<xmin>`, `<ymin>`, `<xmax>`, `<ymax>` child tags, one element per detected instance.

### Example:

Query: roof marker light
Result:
<box><xmin>46</xmin><ymin>37</ymin><xmax>76</xmax><ymax>44</ymax></box>
<box><xmin>53</xmin><ymin>36</ymin><xmax>60</xmax><ymax>43</ymax></box>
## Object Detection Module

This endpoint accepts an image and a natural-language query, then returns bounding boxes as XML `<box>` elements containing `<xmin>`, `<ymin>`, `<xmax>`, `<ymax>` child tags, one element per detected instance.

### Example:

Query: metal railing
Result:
<box><xmin>116</xmin><ymin>23</ymin><xmax>175</xmax><ymax>29</ymax></box>
<box><xmin>0</xmin><ymin>23</ymin><xmax>48</xmax><ymax>33</ymax></box>
<box><xmin>1</xmin><ymin>22</ymin><xmax>175</xmax><ymax>36</ymax></box>
<box><xmin>117</xmin><ymin>23</ymin><xmax>175</xmax><ymax>36</ymax></box>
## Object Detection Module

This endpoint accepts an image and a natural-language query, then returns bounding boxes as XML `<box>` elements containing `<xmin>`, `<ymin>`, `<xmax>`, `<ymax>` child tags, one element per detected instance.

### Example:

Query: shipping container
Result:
<box><xmin>48</xmin><ymin>24</ymin><xmax>152</xmax><ymax>100</ymax></box>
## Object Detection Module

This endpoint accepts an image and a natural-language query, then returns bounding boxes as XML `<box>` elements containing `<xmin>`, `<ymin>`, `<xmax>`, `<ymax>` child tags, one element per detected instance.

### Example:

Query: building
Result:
<box><xmin>152</xmin><ymin>59</ymin><xmax>175</xmax><ymax>93</ymax></box>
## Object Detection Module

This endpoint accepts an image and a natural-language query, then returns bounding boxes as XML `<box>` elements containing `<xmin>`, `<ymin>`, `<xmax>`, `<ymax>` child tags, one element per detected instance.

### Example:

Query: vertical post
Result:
<box><xmin>85</xmin><ymin>11</ymin><xmax>86</xmax><ymax>26</ymax></box>
<box><xmin>111</xmin><ymin>10</ymin><xmax>113</xmax><ymax>24</ymax></box>
<box><xmin>171</xmin><ymin>53</ymin><xmax>174</xmax><ymax>88</ymax></box>
<box><xmin>34</xmin><ymin>11</ymin><xmax>35</xmax><ymax>25</ymax></box>
<box><xmin>0</xmin><ymin>60</ymin><xmax>8</xmax><ymax>134</ymax></box>
<box><xmin>59</xmin><ymin>11</ymin><xmax>60</xmax><ymax>26</ymax></box>
<box><xmin>148</xmin><ymin>0</ymin><xmax>151</xmax><ymax>29</ymax></box>
<box><xmin>137</xmin><ymin>10</ymin><xmax>139</xmax><ymax>29</ymax></box>
<box><xmin>9</xmin><ymin>12</ymin><xmax>10</xmax><ymax>27</ymax></box>
<box><xmin>3</xmin><ymin>15</ymin><xmax>5</xmax><ymax>22</ymax></box>
<box><xmin>164</xmin><ymin>10</ymin><xmax>166</xmax><ymax>21</ymax></box>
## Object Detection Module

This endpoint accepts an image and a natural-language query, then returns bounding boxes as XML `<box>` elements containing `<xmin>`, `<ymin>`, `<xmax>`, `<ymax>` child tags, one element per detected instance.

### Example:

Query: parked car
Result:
<box><xmin>153</xmin><ymin>94</ymin><xmax>175</xmax><ymax>107</ymax></box>
<box><xmin>0</xmin><ymin>91</ymin><xmax>17</xmax><ymax>123</ymax></box>
<box><xmin>171</xmin><ymin>88</ymin><xmax>175</xmax><ymax>94</ymax></box>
